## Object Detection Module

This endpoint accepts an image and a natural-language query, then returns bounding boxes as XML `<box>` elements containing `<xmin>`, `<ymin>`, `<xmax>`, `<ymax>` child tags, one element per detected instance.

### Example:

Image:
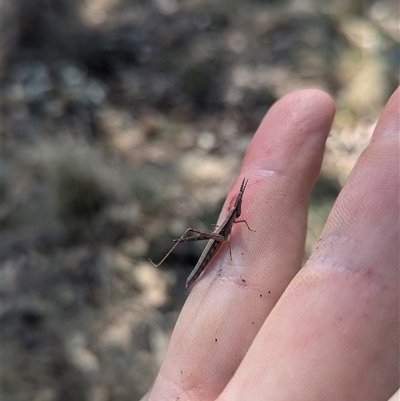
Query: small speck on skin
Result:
<box><xmin>242</xmin><ymin>278</ymin><xmax>246</xmax><ymax>282</ymax></box>
<box><xmin>268</xmin><ymin>291</ymin><xmax>271</xmax><ymax>294</ymax></box>
<box><xmin>260</xmin><ymin>294</ymin><xmax>262</xmax><ymax>297</ymax></box>
<box><xmin>215</xmin><ymin>338</ymin><xmax>218</xmax><ymax>342</ymax></box>
<box><xmin>251</xmin><ymin>321</ymin><xmax>254</xmax><ymax>324</ymax></box>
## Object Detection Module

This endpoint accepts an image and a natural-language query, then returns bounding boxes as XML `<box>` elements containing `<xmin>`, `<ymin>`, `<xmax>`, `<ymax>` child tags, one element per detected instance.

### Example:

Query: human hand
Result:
<box><xmin>145</xmin><ymin>87</ymin><xmax>399</xmax><ymax>401</ymax></box>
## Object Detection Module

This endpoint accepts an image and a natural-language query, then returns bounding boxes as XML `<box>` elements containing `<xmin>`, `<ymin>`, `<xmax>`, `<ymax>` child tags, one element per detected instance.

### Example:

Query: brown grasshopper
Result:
<box><xmin>149</xmin><ymin>178</ymin><xmax>255</xmax><ymax>289</ymax></box>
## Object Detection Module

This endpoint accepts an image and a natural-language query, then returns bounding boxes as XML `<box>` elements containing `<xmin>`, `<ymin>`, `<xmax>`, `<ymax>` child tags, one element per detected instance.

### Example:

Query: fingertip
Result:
<box><xmin>241</xmin><ymin>88</ymin><xmax>335</xmax><ymax>178</ymax></box>
<box><xmin>371</xmin><ymin>85</ymin><xmax>400</xmax><ymax>141</ymax></box>
<box><xmin>280</xmin><ymin>88</ymin><xmax>336</xmax><ymax>112</ymax></box>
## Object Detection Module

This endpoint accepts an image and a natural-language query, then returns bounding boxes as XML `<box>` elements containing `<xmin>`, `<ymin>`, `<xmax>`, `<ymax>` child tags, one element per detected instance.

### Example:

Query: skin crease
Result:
<box><xmin>143</xmin><ymin>87</ymin><xmax>399</xmax><ymax>401</ymax></box>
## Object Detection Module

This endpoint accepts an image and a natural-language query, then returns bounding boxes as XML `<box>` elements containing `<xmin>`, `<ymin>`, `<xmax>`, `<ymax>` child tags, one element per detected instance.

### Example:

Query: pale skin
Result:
<box><xmin>143</xmin><ymin>87</ymin><xmax>399</xmax><ymax>401</ymax></box>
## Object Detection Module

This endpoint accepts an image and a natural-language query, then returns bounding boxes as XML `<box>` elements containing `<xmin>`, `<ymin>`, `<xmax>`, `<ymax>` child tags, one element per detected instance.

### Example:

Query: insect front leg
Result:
<box><xmin>234</xmin><ymin>219</ymin><xmax>256</xmax><ymax>232</ymax></box>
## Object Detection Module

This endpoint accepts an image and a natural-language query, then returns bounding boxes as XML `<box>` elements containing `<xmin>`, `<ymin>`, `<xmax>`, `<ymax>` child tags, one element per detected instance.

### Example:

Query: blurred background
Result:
<box><xmin>1</xmin><ymin>0</ymin><xmax>398</xmax><ymax>399</ymax></box>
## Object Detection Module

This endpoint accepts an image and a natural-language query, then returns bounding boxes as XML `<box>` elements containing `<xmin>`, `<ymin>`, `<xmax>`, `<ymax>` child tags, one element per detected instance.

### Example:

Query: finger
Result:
<box><xmin>218</xmin><ymin>86</ymin><xmax>399</xmax><ymax>400</ymax></box>
<box><xmin>148</xmin><ymin>89</ymin><xmax>335</xmax><ymax>400</ymax></box>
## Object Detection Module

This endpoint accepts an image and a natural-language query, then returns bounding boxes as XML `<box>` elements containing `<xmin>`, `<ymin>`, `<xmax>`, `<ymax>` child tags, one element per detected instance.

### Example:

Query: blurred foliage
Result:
<box><xmin>1</xmin><ymin>0</ymin><xmax>399</xmax><ymax>399</ymax></box>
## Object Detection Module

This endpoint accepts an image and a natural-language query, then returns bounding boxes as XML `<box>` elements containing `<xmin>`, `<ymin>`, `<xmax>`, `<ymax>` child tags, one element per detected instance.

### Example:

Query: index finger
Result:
<box><xmin>148</xmin><ymin>89</ymin><xmax>336</xmax><ymax>400</ymax></box>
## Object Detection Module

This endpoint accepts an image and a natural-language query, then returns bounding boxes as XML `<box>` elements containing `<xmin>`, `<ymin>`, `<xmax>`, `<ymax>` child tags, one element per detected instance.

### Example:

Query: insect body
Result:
<box><xmin>149</xmin><ymin>178</ymin><xmax>254</xmax><ymax>289</ymax></box>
